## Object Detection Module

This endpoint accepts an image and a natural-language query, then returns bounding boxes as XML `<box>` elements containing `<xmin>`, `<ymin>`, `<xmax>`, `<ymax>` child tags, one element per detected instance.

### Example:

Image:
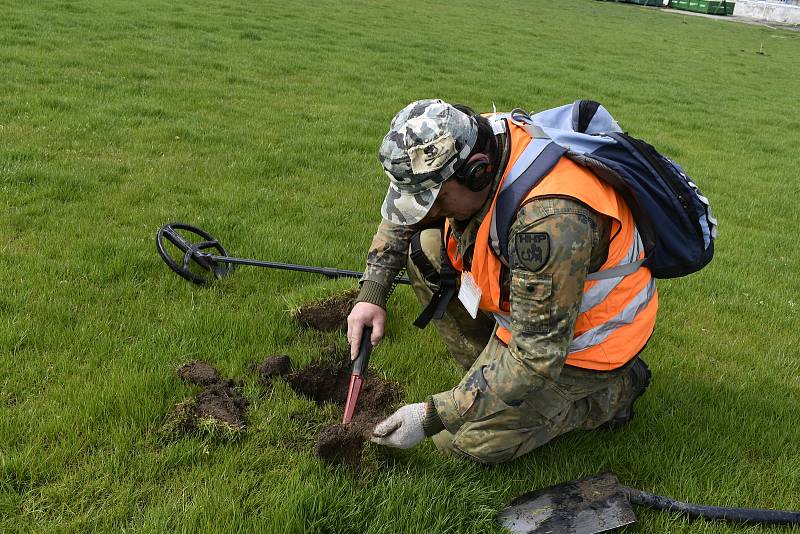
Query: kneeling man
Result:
<box><xmin>347</xmin><ymin>99</ymin><xmax>655</xmax><ymax>464</ymax></box>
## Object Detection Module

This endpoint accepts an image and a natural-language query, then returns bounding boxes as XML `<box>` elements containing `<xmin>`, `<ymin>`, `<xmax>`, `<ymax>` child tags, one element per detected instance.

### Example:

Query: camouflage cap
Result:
<box><xmin>379</xmin><ymin>99</ymin><xmax>478</xmax><ymax>225</ymax></box>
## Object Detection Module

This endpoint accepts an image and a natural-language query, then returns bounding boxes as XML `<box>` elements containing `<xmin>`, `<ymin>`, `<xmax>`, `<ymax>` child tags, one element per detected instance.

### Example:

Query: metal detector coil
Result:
<box><xmin>156</xmin><ymin>222</ymin><xmax>234</xmax><ymax>285</ymax></box>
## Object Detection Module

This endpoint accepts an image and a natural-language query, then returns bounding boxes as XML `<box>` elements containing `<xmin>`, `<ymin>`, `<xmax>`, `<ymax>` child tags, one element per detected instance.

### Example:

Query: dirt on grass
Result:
<box><xmin>285</xmin><ymin>352</ymin><xmax>402</xmax><ymax>469</ymax></box>
<box><xmin>313</xmin><ymin>423</ymin><xmax>368</xmax><ymax>468</ymax></box>
<box><xmin>253</xmin><ymin>355</ymin><xmax>292</xmax><ymax>383</ymax></box>
<box><xmin>168</xmin><ymin>346</ymin><xmax>402</xmax><ymax>469</ymax></box>
<box><xmin>193</xmin><ymin>381</ymin><xmax>248</xmax><ymax>428</ymax></box>
<box><xmin>164</xmin><ymin>362</ymin><xmax>248</xmax><ymax>433</ymax></box>
<box><xmin>293</xmin><ymin>289</ymin><xmax>358</xmax><ymax>332</ymax></box>
<box><xmin>176</xmin><ymin>361</ymin><xmax>222</xmax><ymax>386</ymax></box>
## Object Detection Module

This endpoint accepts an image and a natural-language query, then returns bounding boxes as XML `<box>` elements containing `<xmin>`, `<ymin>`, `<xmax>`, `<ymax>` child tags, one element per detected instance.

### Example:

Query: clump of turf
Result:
<box><xmin>253</xmin><ymin>355</ymin><xmax>292</xmax><ymax>383</ymax></box>
<box><xmin>162</xmin><ymin>362</ymin><xmax>248</xmax><ymax>435</ymax></box>
<box><xmin>292</xmin><ymin>288</ymin><xmax>359</xmax><ymax>332</ymax></box>
<box><xmin>166</xmin><ymin>344</ymin><xmax>402</xmax><ymax>470</ymax></box>
<box><xmin>176</xmin><ymin>361</ymin><xmax>221</xmax><ymax>386</ymax></box>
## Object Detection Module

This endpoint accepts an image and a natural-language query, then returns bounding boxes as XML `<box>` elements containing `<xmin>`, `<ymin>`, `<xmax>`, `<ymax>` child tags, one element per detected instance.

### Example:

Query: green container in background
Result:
<box><xmin>670</xmin><ymin>0</ymin><xmax>732</xmax><ymax>14</ymax></box>
<box><xmin>712</xmin><ymin>1</ymin><xmax>729</xmax><ymax>14</ymax></box>
<box><xmin>695</xmin><ymin>0</ymin><xmax>729</xmax><ymax>13</ymax></box>
<box><xmin>664</xmin><ymin>0</ymin><xmax>736</xmax><ymax>11</ymax></box>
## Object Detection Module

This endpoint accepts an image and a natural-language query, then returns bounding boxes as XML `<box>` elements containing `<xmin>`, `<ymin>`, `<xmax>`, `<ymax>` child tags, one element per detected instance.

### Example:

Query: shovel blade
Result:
<box><xmin>499</xmin><ymin>472</ymin><xmax>637</xmax><ymax>534</ymax></box>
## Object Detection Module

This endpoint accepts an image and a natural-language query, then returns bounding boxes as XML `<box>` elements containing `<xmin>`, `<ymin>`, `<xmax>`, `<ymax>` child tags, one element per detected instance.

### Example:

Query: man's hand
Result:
<box><xmin>347</xmin><ymin>302</ymin><xmax>386</xmax><ymax>359</ymax></box>
<box><xmin>370</xmin><ymin>403</ymin><xmax>426</xmax><ymax>449</ymax></box>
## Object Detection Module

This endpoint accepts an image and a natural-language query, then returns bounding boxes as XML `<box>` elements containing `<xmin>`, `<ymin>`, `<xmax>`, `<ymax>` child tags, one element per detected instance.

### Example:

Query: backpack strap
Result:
<box><xmin>494</xmin><ymin>118</ymin><xmax>647</xmax><ymax>280</ymax></box>
<box><xmin>409</xmin><ymin>231</ymin><xmax>440</xmax><ymax>285</ymax></box>
<box><xmin>573</xmin><ymin>100</ymin><xmax>602</xmax><ymax>133</ymax></box>
<box><xmin>412</xmin><ymin>236</ymin><xmax>459</xmax><ymax>329</ymax></box>
<box><xmin>510</xmin><ymin>108</ymin><xmax>550</xmax><ymax>139</ymax></box>
<box><xmin>493</xmin><ymin>141</ymin><xmax>566</xmax><ymax>265</ymax></box>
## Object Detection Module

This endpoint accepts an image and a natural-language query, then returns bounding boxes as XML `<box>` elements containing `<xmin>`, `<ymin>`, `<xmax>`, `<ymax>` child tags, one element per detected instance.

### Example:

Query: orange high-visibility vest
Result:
<box><xmin>445</xmin><ymin>119</ymin><xmax>657</xmax><ymax>371</ymax></box>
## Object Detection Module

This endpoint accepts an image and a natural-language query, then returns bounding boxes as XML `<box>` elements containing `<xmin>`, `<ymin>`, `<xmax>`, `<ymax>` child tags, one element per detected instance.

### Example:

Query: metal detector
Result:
<box><xmin>155</xmin><ymin>222</ymin><xmax>411</xmax><ymax>286</ymax></box>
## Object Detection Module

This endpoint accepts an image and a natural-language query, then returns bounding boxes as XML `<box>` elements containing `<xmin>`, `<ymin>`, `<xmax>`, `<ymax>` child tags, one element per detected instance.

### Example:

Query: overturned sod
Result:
<box><xmin>166</xmin><ymin>347</ymin><xmax>400</xmax><ymax>469</ymax></box>
<box><xmin>163</xmin><ymin>362</ymin><xmax>248</xmax><ymax>434</ymax></box>
<box><xmin>253</xmin><ymin>354</ymin><xmax>292</xmax><ymax>383</ymax></box>
<box><xmin>176</xmin><ymin>361</ymin><xmax>223</xmax><ymax>386</ymax></box>
<box><xmin>292</xmin><ymin>289</ymin><xmax>359</xmax><ymax>332</ymax></box>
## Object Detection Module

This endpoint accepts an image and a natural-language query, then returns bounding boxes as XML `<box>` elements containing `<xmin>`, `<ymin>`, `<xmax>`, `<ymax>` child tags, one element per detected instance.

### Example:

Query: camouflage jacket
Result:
<box><xmin>430</xmin><ymin>197</ymin><xmax>610</xmax><ymax>432</ymax></box>
<box><xmin>357</xmin><ymin>151</ymin><xmax>611</xmax><ymax>434</ymax></box>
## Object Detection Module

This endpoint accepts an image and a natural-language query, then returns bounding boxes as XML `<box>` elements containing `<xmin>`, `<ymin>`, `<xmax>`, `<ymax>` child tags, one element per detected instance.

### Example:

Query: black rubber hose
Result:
<box><xmin>624</xmin><ymin>487</ymin><xmax>800</xmax><ymax>525</ymax></box>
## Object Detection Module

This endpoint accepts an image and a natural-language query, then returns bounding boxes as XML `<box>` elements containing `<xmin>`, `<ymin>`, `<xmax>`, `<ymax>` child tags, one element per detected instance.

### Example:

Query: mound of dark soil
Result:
<box><xmin>293</xmin><ymin>289</ymin><xmax>358</xmax><ymax>332</ymax></box>
<box><xmin>176</xmin><ymin>361</ymin><xmax>221</xmax><ymax>386</ymax></box>
<box><xmin>164</xmin><ymin>362</ymin><xmax>248</xmax><ymax>433</ymax></box>
<box><xmin>286</xmin><ymin>354</ymin><xmax>402</xmax><ymax>468</ymax></box>
<box><xmin>314</xmin><ymin>424</ymin><xmax>367</xmax><ymax>468</ymax></box>
<box><xmin>194</xmin><ymin>381</ymin><xmax>248</xmax><ymax>428</ymax></box>
<box><xmin>254</xmin><ymin>355</ymin><xmax>292</xmax><ymax>383</ymax></box>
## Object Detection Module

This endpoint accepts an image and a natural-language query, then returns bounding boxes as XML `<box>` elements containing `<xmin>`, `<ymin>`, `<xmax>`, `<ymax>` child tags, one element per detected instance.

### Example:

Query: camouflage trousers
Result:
<box><xmin>407</xmin><ymin>228</ymin><xmax>642</xmax><ymax>464</ymax></box>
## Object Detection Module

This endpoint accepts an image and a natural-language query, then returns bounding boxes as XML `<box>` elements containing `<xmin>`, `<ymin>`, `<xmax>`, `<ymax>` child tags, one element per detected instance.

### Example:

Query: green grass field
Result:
<box><xmin>2</xmin><ymin>0</ymin><xmax>799</xmax><ymax>532</ymax></box>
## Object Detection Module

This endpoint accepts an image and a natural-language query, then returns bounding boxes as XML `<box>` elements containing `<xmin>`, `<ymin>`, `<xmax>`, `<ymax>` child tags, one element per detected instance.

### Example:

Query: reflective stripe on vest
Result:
<box><xmin>569</xmin><ymin>278</ymin><xmax>655</xmax><ymax>352</ymax></box>
<box><xmin>579</xmin><ymin>228</ymin><xmax>643</xmax><ymax>314</ymax></box>
<box><xmin>493</xmin><ymin>312</ymin><xmax>511</xmax><ymax>331</ymax></box>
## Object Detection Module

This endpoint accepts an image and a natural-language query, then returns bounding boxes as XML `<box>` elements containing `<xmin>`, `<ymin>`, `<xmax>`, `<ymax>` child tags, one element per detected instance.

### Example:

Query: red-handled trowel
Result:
<box><xmin>342</xmin><ymin>327</ymin><xmax>373</xmax><ymax>424</ymax></box>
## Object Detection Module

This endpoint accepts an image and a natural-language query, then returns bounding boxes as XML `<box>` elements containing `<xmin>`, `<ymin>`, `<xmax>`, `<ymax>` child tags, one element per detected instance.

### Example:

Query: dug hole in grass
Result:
<box><xmin>161</xmin><ymin>289</ymin><xmax>402</xmax><ymax>471</ymax></box>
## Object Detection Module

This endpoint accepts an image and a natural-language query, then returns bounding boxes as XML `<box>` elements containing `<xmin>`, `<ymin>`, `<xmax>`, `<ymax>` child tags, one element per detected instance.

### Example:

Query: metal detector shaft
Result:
<box><xmin>203</xmin><ymin>254</ymin><xmax>411</xmax><ymax>284</ymax></box>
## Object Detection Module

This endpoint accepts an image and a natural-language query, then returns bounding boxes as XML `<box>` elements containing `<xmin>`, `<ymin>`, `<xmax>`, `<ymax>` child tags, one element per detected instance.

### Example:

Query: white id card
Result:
<box><xmin>458</xmin><ymin>272</ymin><xmax>482</xmax><ymax>319</ymax></box>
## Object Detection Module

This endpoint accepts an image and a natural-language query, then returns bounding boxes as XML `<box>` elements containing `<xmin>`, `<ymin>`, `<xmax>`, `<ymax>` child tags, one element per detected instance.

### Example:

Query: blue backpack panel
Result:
<box><xmin>496</xmin><ymin>100</ymin><xmax>717</xmax><ymax>279</ymax></box>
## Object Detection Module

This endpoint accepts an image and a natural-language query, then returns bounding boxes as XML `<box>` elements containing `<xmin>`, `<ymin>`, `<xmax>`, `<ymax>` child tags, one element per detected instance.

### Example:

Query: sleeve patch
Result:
<box><xmin>514</xmin><ymin>232</ymin><xmax>550</xmax><ymax>272</ymax></box>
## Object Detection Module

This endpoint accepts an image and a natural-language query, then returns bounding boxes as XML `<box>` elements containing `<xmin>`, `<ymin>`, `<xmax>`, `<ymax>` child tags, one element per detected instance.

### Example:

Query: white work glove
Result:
<box><xmin>370</xmin><ymin>403</ymin><xmax>426</xmax><ymax>449</ymax></box>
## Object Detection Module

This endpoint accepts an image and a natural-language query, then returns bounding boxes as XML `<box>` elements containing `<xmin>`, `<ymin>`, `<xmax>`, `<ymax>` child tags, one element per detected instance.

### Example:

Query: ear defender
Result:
<box><xmin>458</xmin><ymin>153</ymin><xmax>493</xmax><ymax>192</ymax></box>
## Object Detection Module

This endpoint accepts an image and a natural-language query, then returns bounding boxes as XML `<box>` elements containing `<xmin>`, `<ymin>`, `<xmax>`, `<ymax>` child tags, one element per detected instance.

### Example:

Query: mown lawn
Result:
<box><xmin>1</xmin><ymin>0</ymin><xmax>799</xmax><ymax>532</ymax></box>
